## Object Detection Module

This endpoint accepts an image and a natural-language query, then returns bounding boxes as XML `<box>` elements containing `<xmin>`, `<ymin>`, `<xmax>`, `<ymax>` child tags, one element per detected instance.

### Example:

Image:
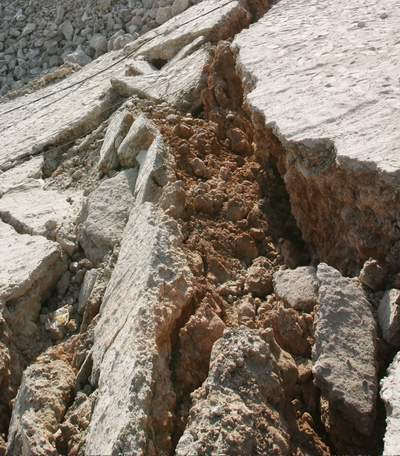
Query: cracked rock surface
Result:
<box><xmin>0</xmin><ymin>0</ymin><xmax>399</xmax><ymax>454</ymax></box>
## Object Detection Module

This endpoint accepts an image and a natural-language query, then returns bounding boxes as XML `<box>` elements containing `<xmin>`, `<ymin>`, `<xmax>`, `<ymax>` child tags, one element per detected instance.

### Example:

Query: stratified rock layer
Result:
<box><xmin>233</xmin><ymin>0</ymin><xmax>400</xmax><ymax>274</ymax></box>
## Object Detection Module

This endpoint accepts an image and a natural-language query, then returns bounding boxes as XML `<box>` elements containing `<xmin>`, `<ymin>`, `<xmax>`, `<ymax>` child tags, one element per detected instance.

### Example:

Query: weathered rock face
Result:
<box><xmin>79</xmin><ymin>169</ymin><xmax>137</xmax><ymax>263</ymax></box>
<box><xmin>175</xmin><ymin>328</ymin><xmax>297</xmax><ymax>455</ymax></box>
<box><xmin>1</xmin><ymin>0</ymin><xmax>398</xmax><ymax>454</ymax></box>
<box><xmin>381</xmin><ymin>352</ymin><xmax>400</xmax><ymax>456</ymax></box>
<box><xmin>0</xmin><ymin>0</ymin><xmax>202</xmax><ymax>96</ymax></box>
<box><xmin>273</xmin><ymin>266</ymin><xmax>318</xmax><ymax>312</ymax></box>
<box><xmin>7</xmin><ymin>344</ymin><xmax>75</xmax><ymax>456</ymax></box>
<box><xmin>313</xmin><ymin>264</ymin><xmax>377</xmax><ymax>436</ymax></box>
<box><xmin>86</xmin><ymin>202</ymin><xmax>193</xmax><ymax>456</ymax></box>
<box><xmin>233</xmin><ymin>0</ymin><xmax>400</xmax><ymax>275</ymax></box>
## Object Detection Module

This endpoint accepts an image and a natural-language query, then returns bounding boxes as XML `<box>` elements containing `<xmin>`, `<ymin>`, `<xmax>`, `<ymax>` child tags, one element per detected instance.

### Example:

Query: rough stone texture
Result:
<box><xmin>273</xmin><ymin>266</ymin><xmax>318</xmax><ymax>312</ymax></box>
<box><xmin>378</xmin><ymin>289</ymin><xmax>400</xmax><ymax>346</ymax></box>
<box><xmin>85</xmin><ymin>202</ymin><xmax>193</xmax><ymax>456</ymax></box>
<box><xmin>97</xmin><ymin>108</ymin><xmax>134</xmax><ymax>173</ymax></box>
<box><xmin>0</xmin><ymin>156</ymin><xmax>43</xmax><ymax>197</ymax></box>
<box><xmin>359</xmin><ymin>258</ymin><xmax>387</xmax><ymax>291</ymax></box>
<box><xmin>380</xmin><ymin>351</ymin><xmax>400</xmax><ymax>456</ymax></box>
<box><xmin>117</xmin><ymin>114</ymin><xmax>157</xmax><ymax>168</ymax></box>
<box><xmin>175</xmin><ymin>327</ymin><xmax>297</xmax><ymax>455</ymax></box>
<box><xmin>0</xmin><ymin>0</ymin><xmax>200</xmax><ymax>95</ymax></box>
<box><xmin>1</xmin><ymin>0</ymin><xmax>248</xmax><ymax>173</ymax></box>
<box><xmin>7</xmin><ymin>344</ymin><xmax>75</xmax><ymax>456</ymax></box>
<box><xmin>312</xmin><ymin>263</ymin><xmax>377</xmax><ymax>435</ymax></box>
<box><xmin>234</xmin><ymin>0</ymin><xmax>400</xmax><ymax>274</ymax></box>
<box><xmin>112</xmin><ymin>46</ymin><xmax>211</xmax><ymax>112</ymax></box>
<box><xmin>79</xmin><ymin>169</ymin><xmax>137</xmax><ymax>263</ymax></box>
<box><xmin>0</xmin><ymin>220</ymin><xmax>65</xmax><ymax>309</ymax></box>
<box><xmin>0</xmin><ymin>180</ymin><xmax>82</xmax><ymax>253</ymax></box>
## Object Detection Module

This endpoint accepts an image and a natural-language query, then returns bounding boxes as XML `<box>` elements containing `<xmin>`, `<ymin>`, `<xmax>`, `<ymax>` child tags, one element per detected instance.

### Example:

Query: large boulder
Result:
<box><xmin>233</xmin><ymin>0</ymin><xmax>400</xmax><ymax>274</ymax></box>
<box><xmin>312</xmin><ymin>264</ymin><xmax>377</xmax><ymax>435</ymax></box>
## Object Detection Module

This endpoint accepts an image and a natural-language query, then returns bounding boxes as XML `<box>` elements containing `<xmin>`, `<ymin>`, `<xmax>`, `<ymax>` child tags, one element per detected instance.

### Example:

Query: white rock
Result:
<box><xmin>0</xmin><ymin>180</ymin><xmax>82</xmax><ymax>253</ymax></box>
<box><xmin>312</xmin><ymin>263</ymin><xmax>377</xmax><ymax>434</ymax></box>
<box><xmin>378</xmin><ymin>289</ymin><xmax>400</xmax><ymax>346</ymax></box>
<box><xmin>64</xmin><ymin>45</ymin><xmax>92</xmax><ymax>66</ymax></box>
<box><xmin>381</xmin><ymin>352</ymin><xmax>400</xmax><ymax>456</ymax></box>
<box><xmin>0</xmin><ymin>156</ymin><xmax>42</xmax><ymax>197</ymax></box>
<box><xmin>117</xmin><ymin>115</ymin><xmax>157</xmax><ymax>168</ymax></box>
<box><xmin>86</xmin><ymin>202</ymin><xmax>193</xmax><ymax>455</ymax></box>
<box><xmin>97</xmin><ymin>108</ymin><xmax>133</xmax><ymax>173</ymax></box>
<box><xmin>112</xmin><ymin>46</ymin><xmax>210</xmax><ymax>112</ymax></box>
<box><xmin>78</xmin><ymin>269</ymin><xmax>98</xmax><ymax>314</ymax></box>
<box><xmin>273</xmin><ymin>266</ymin><xmax>318</xmax><ymax>312</ymax></box>
<box><xmin>79</xmin><ymin>169</ymin><xmax>137</xmax><ymax>263</ymax></box>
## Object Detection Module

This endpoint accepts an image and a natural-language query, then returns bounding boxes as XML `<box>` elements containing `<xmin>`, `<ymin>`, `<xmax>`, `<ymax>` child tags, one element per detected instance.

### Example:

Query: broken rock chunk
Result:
<box><xmin>0</xmin><ymin>180</ymin><xmax>82</xmax><ymax>254</ymax></box>
<box><xmin>359</xmin><ymin>258</ymin><xmax>387</xmax><ymax>291</ymax></box>
<box><xmin>7</xmin><ymin>344</ymin><xmax>75</xmax><ymax>456</ymax></box>
<box><xmin>79</xmin><ymin>169</ymin><xmax>137</xmax><ymax>264</ymax></box>
<box><xmin>378</xmin><ymin>289</ymin><xmax>400</xmax><ymax>346</ymax></box>
<box><xmin>312</xmin><ymin>263</ymin><xmax>377</xmax><ymax>435</ymax></box>
<box><xmin>380</xmin><ymin>351</ymin><xmax>400</xmax><ymax>456</ymax></box>
<box><xmin>175</xmin><ymin>327</ymin><xmax>297</xmax><ymax>455</ymax></box>
<box><xmin>273</xmin><ymin>266</ymin><xmax>318</xmax><ymax>312</ymax></box>
<box><xmin>245</xmin><ymin>256</ymin><xmax>273</xmax><ymax>297</ymax></box>
<box><xmin>117</xmin><ymin>115</ymin><xmax>157</xmax><ymax>168</ymax></box>
<box><xmin>97</xmin><ymin>108</ymin><xmax>133</xmax><ymax>173</ymax></box>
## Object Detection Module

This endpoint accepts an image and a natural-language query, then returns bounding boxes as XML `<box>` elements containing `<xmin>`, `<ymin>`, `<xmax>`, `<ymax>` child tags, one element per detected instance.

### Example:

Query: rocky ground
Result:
<box><xmin>0</xmin><ymin>0</ymin><xmax>400</xmax><ymax>455</ymax></box>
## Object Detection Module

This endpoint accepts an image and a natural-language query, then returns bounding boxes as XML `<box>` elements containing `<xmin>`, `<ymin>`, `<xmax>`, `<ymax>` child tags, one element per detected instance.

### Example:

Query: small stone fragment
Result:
<box><xmin>378</xmin><ymin>289</ymin><xmax>400</xmax><ymax>346</ymax></box>
<box><xmin>273</xmin><ymin>266</ymin><xmax>318</xmax><ymax>312</ymax></box>
<box><xmin>359</xmin><ymin>258</ymin><xmax>386</xmax><ymax>290</ymax></box>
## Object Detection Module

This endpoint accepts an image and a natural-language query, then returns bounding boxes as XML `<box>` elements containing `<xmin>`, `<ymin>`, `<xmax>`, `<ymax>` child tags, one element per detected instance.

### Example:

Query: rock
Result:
<box><xmin>60</xmin><ymin>20</ymin><xmax>74</xmax><ymax>42</ymax></box>
<box><xmin>0</xmin><ymin>156</ymin><xmax>42</xmax><ymax>197</ymax></box>
<box><xmin>112</xmin><ymin>46</ymin><xmax>211</xmax><ymax>113</ymax></box>
<box><xmin>233</xmin><ymin>0</ymin><xmax>400</xmax><ymax>274</ymax></box>
<box><xmin>172</xmin><ymin>0</ymin><xmax>190</xmax><ymax>16</ymax></box>
<box><xmin>78</xmin><ymin>269</ymin><xmax>98</xmax><ymax>314</ymax></box>
<box><xmin>0</xmin><ymin>180</ymin><xmax>82</xmax><ymax>254</ymax></box>
<box><xmin>380</xmin><ymin>352</ymin><xmax>400</xmax><ymax>456</ymax></box>
<box><xmin>85</xmin><ymin>203</ymin><xmax>193</xmax><ymax>456</ymax></box>
<box><xmin>273</xmin><ymin>266</ymin><xmax>318</xmax><ymax>312</ymax></box>
<box><xmin>97</xmin><ymin>108</ymin><xmax>133</xmax><ymax>173</ymax></box>
<box><xmin>64</xmin><ymin>45</ymin><xmax>92</xmax><ymax>66</ymax></box>
<box><xmin>0</xmin><ymin>220</ymin><xmax>65</xmax><ymax>310</ymax></box>
<box><xmin>126</xmin><ymin>0</ymin><xmax>251</xmax><ymax>62</ymax></box>
<box><xmin>45</xmin><ymin>305</ymin><xmax>71</xmax><ymax>340</ymax></box>
<box><xmin>245</xmin><ymin>256</ymin><xmax>273</xmax><ymax>297</ymax></box>
<box><xmin>156</xmin><ymin>7</ymin><xmax>172</xmax><ymax>25</ymax></box>
<box><xmin>124</xmin><ymin>58</ymin><xmax>156</xmax><ymax>76</ymax></box>
<box><xmin>7</xmin><ymin>345</ymin><xmax>75</xmax><ymax>456</ymax></box>
<box><xmin>378</xmin><ymin>289</ymin><xmax>400</xmax><ymax>346</ymax></box>
<box><xmin>79</xmin><ymin>169</ymin><xmax>137</xmax><ymax>263</ymax></box>
<box><xmin>21</xmin><ymin>23</ymin><xmax>36</xmax><ymax>37</ymax></box>
<box><xmin>112</xmin><ymin>33</ymin><xmax>137</xmax><ymax>51</ymax></box>
<box><xmin>312</xmin><ymin>263</ymin><xmax>377</xmax><ymax>435</ymax></box>
<box><xmin>89</xmin><ymin>34</ymin><xmax>107</xmax><ymax>57</ymax></box>
<box><xmin>117</xmin><ymin>114</ymin><xmax>157</xmax><ymax>168</ymax></box>
<box><xmin>1</xmin><ymin>49</ymin><xmax>127</xmax><ymax>172</ymax></box>
<box><xmin>175</xmin><ymin>327</ymin><xmax>297</xmax><ymax>455</ymax></box>
<box><xmin>359</xmin><ymin>258</ymin><xmax>387</xmax><ymax>291</ymax></box>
